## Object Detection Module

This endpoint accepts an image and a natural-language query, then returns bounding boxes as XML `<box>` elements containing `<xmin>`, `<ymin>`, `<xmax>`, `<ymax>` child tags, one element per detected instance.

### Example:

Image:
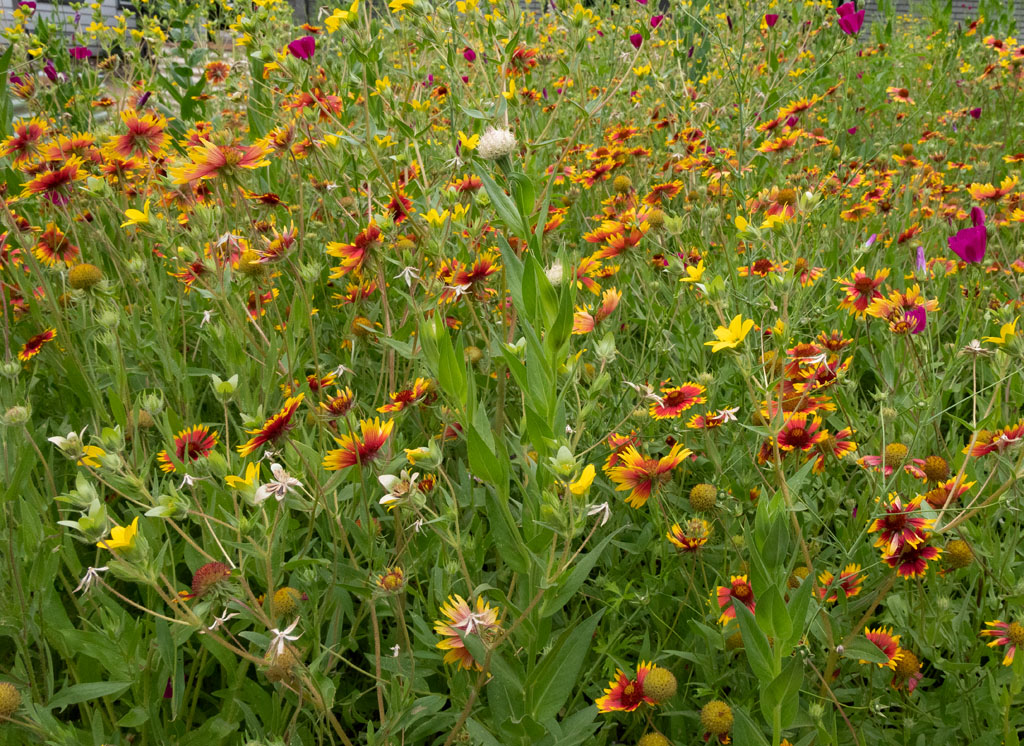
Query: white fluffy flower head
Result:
<box><xmin>477</xmin><ymin>127</ymin><xmax>518</xmax><ymax>161</ymax></box>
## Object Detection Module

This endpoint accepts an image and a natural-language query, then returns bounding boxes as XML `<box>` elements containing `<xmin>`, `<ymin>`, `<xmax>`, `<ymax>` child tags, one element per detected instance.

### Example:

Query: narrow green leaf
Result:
<box><xmin>734</xmin><ymin>602</ymin><xmax>775</xmax><ymax>682</ymax></box>
<box><xmin>528</xmin><ymin>610</ymin><xmax>604</xmax><ymax>721</ymax></box>
<box><xmin>48</xmin><ymin>681</ymin><xmax>132</xmax><ymax>712</ymax></box>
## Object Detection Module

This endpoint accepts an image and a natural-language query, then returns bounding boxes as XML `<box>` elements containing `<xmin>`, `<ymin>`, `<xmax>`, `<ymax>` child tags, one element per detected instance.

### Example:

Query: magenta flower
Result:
<box><xmin>915</xmin><ymin>245</ymin><xmax>926</xmax><ymax>273</ymax></box>
<box><xmin>848</xmin><ymin>126</ymin><xmax>858</xmax><ymax>134</ymax></box>
<box><xmin>971</xmin><ymin>206</ymin><xmax>986</xmax><ymax>227</ymax></box>
<box><xmin>651</xmin><ymin>14</ymin><xmax>663</xmax><ymax>28</ymax></box>
<box><xmin>18</xmin><ymin>1</ymin><xmax>35</xmax><ymax>10</ymax></box>
<box><xmin>629</xmin><ymin>33</ymin><xmax>643</xmax><ymax>49</ymax></box>
<box><xmin>969</xmin><ymin>107</ymin><xmax>981</xmax><ymax>119</ymax></box>
<box><xmin>906</xmin><ymin>306</ymin><xmax>926</xmax><ymax>334</ymax></box>
<box><xmin>836</xmin><ymin>2</ymin><xmax>865</xmax><ymax>35</ymax></box>
<box><xmin>287</xmin><ymin>36</ymin><xmax>316</xmax><ymax>60</ymax></box>
<box><xmin>948</xmin><ymin>224</ymin><xmax>986</xmax><ymax>263</ymax></box>
<box><xmin>69</xmin><ymin>46</ymin><xmax>93</xmax><ymax>60</ymax></box>
<box><xmin>43</xmin><ymin>59</ymin><xmax>58</xmax><ymax>83</ymax></box>
<box><xmin>463</xmin><ymin>47</ymin><xmax>476</xmax><ymax>63</ymax></box>
<box><xmin>765</xmin><ymin>13</ymin><xmax>779</xmax><ymax>27</ymax></box>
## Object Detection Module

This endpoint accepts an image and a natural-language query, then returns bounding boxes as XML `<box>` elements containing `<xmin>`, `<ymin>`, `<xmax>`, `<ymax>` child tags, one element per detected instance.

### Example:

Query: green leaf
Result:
<box><xmin>760</xmin><ymin>656</ymin><xmax>802</xmax><ymax>729</ymax></box>
<box><xmin>48</xmin><ymin>681</ymin><xmax>132</xmax><ymax>712</ymax></box>
<box><xmin>0</xmin><ymin>45</ymin><xmax>14</xmax><ymax>139</ymax></box>
<box><xmin>734</xmin><ymin>602</ymin><xmax>775</xmax><ymax>683</ymax></box>
<box><xmin>477</xmin><ymin>168</ymin><xmax>527</xmax><ymax>240</ymax></box>
<box><xmin>783</xmin><ymin>576</ymin><xmax>814</xmax><ymax>654</ymax></box>
<box><xmin>755</xmin><ymin>585</ymin><xmax>792</xmax><ymax>645</ymax></box>
<box><xmin>732</xmin><ymin>704</ymin><xmax>771</xmax><ymax>746</ymax></box>
<box><xmin>843</xmin><ymin>635</ymin><xmax>891</xmax><ymax>666</ymax></box>
<box><xmin>527</xmin><ymin>610</ymin><xmax>604</xmax><ymax>721</ymax></box>
<box><xmin>539</xmin><ymin>528</ymin><xmax>624</xmax><ymax>618</ymax></box>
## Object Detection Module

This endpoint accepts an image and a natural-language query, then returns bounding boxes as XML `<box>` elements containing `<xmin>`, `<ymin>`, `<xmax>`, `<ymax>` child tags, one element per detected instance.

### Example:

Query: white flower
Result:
<box><xmin>623</xmin><ymin>380</ymin><xmax>663</xmax><ymax>406</ymax></box>
<box><xmin>395</xmin><ymin>266</ymin><xmax>420</xmax><ymax>287</ymax></box>
<box><xmin>201</xmin><ymin>310</ymin><xmax>214</xmax><ymax>327</ymax></box>
<box><xmin>48</xmin><ymin>427</ymin><xmax>86</xmax><ymax>453</ymax></box>
<box><xmin>587</xmin><ymin>502</ymin><xmax>611</xmax><ymax>526</ymax></box>
<box><xmin>74</xmin><ymin>566</ymin><xmax>108</xmax><ymax>594</ymax></box>
<box><xmin>268</xmin><ymin>618</ymin><xmax>302</xmax><ymax>658</ymax></box>
<box><xmin>202</xmin><ymin>609</ymin><xmax>240</xmax><ymax>634</ymax></box>
<box><xmin>477</xmin><ymin>127</ymin><xmax>518</xmax><ymax>161</ymax></box>
<box><xmin>379</xmin><ymin>470</ymin><xmax>419</xmax><ymax>507</ymax></box>
<box><xmin>714</xmin><ymin>407</ymin><xmax>740</xmax><ymax>423</ymax></box>
<box><xmin>391</xmin><ymin>644</ymin><xmax>401</xmax><ymax>657</ymax></box>
<box><xmin>215</xmin><ymin>232</ymin><xmax>244</xmax><ymax>247</ymax></box>
<box><xmin>254</xmin><ymin>463</ymin><xmax>303</xmax><ymax>504</ymax></box>
<box><xmin>180</xmin><ymin>473</ymin><xmax>205</xmax><ymax>489</ymax></box>
<box><xmin>266</xmin><ymin>618</ymin><xmax>301</xmax><ymax>659</ymax></box>
<box><xmin>545</xmin><ymin>261</ymin><xmax>564</xmax><ymax>286</ymax></box>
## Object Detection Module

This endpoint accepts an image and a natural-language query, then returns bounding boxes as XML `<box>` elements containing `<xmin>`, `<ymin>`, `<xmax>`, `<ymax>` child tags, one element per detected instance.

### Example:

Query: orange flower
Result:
<box><xmin>169</xmin><ymin>139</ymin><xmax>271</xmax><ymax>184</ymax></box>
<box><xmin>21</xmin><ymin>156</ymin><xmax>86</xmax><ymax>205</ymax></box>
<box><xmin>323</xmin><ymin>417</ymin><xmax>394</xmax><ymax>470</ymax></box>
<box><xmin>433</xmin><ymin>595</ymin><xmax>502</xmax><ymax>670</ymax></box>
<box><xmin>607</xmin><ymin>443</ymin><xmax>691</xmax><ymax>508</ymax></box>
<box><xmin>103</xmin><ymin>109</ymin><xmax>170</xmax><ymax>160</ymax></box>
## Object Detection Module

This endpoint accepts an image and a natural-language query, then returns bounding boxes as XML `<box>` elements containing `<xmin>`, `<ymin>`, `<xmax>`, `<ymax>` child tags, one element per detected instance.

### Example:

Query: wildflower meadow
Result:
<box><xmin>2</xmin><ymin>0</ymin><xmax>1024</xmax><ymax>743</ymax></box>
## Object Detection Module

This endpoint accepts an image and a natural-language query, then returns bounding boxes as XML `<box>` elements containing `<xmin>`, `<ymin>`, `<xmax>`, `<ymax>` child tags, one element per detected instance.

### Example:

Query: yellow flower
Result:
<box><xmin>79</xmin><ymin>445</ymin><xmax>106</xmax><ymax>468</ymax></box>
<box><xmin>456</xmin><ymin>0</ymin><xmax>478</xmax><ymax>11</ymax></box>
<box><xmin>225</xmin><ymin>462</ymin><xmax>259</xmax><ymax>489</ymax></box>
<box><xmin>982</xmin><ymin>317</ymin><xmax>1018</xmax><ymax>345</ymax></box>
<box><xmin>424</xmin><ymin>208</ymin><xmax>450</xmax><ymax>228</ymax></box>
<box><xmin>458</xmin><ymin>131</ymin><xmax>479</xmax><ymax>150</ymax></box>
<box><xmin>120</xmin><ymin>200</ymin><xmax>151</xmax><ymax>228</ymax></box>
<box><xmin>374</xmin><ymin>134</ymin><xmax>396</xmax><ymax>148</ymax></box>
<box><xmin>389</xmin><ymin>0</ymin><xmax>413</xmax><ymax>12</ymax></box>
<box><xmin>569</xmin><ymin>464</ymin><xmax>595</xmax><ymax>495</ymax></box>
<box><xmin>325</xmin><ymin>0</ymin><xmax>358</xmax><ymax>31</ymax></box>
<box><xmin>633</xmin><ymin>64</ymin><xmax>651</xmax><ymax>77</ymax></box>
<box><xmin>734</xmin><ymin>215</ymin><xmax>749</xmax><ymax>232</ymax></box>
<box><xmin>680</xmin><ymin>259</ymin><xmax>705</xmax><ymax>283</ymax></box>
<box><xmin>98</xmin><ymin>516</ymin><xmax>139</xmax><ymax>551</ymax></box>
<box><xmin>760</xmin><ymin>213</ymin><xmax>789</xmax><ymax>230</ymax></box>
<box><xmin>705</xmin><ymin>315</ymin><xmax>755</xmax><ymax>352</ymax></box>
<box><xmin>502</xmin><ymin>78</ymin><xmax>516</xmax><ymax>101</ymax></box>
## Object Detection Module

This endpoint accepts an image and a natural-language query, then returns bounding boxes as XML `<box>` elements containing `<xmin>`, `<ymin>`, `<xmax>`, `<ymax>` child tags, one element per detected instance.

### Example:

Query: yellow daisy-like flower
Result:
<box><xmin>97</xmin><ymin>517</ymin><xmax>139</xmax><ymax>551</ymax></box>
<box><xmin>568</xmin><ymin>464</ymin><xmax>596</xmax><ymax>495</ymax></box>
<box><xmin>982</xmin><ymin>317</ymin><xmax>1018</xmax><ymax>345</ymax></box>
<box><xmin>705</xmin><ymin>315</ymin><xmax>755</xmax><ymax>353</ymax></box>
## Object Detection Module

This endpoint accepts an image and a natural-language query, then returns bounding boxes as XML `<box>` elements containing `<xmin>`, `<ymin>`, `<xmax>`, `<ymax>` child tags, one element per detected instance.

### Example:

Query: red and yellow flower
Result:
<box><xmin>716</xmin><ymin>575</ymin><xmax>756</xmax><ymax>624</ymax></box>
<box><xmin>103</xmin><ymin>109</ymin><xmax>170</xmax><ymax>160</ymax></box>
<box><xmin>18</xmin><ymin>328</ymin><xmax>56</xmax><ymax>361</ymax></box>
<box><xmin>816</xmin><ymin>564</ymin><xmax>863</xmax><ymax>603</ymax></box>
<box><xmin>237</xmin><ymin>394</ymin><xmax>305</xmax><ymax>457</ymax></box>
<box><xmin>606</xmin><ymin>443</ymin><xmax>691</xmax><ymax>508</ymax></box>
<box><xmin>981</xmin><ymin>620</ymin><xmax>1024</xmax><ymax>666</ymax></box>
<box><xmin>157</xmin><ymin>425</ymin><xmax>219</xmax><ymax>473</ymax></box>
<box><xmin>433</xmin><ymin>595</ymin><xmax>502</xmax><ymax>670</ymax></box>
<box><xmin>861</xmin><ymin>627</ymin><xmax>901</xmax><ymax>668</ymax></box>
<box><xmin>649</xmin><ymin>381</ymin><xmax>706</xmax><ymax>420</ymax></box>
<box><xmin>595</xmin><ymin>661</ymin><xmax>658</xmax><ymax>713</ymax></box>
<box><xmin>667</xmin><ymin>519</ymin><xmax>710</xmax><ymax>552</ymax></box>
<box><xmin>323</xmin><ymin>417</ymin><xmax>394</xmax><ymax>470</ymax></box>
